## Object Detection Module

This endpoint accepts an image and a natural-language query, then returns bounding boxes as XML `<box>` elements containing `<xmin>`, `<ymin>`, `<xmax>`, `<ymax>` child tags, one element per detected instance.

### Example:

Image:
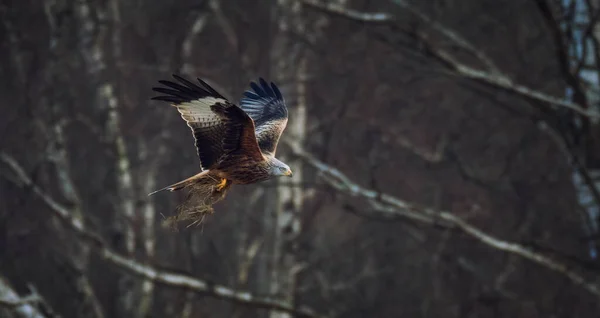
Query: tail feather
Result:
<box><xmin>148</xmin><ymin>170</ymin><xmax>210</xmax><ymax>196</ymax></box>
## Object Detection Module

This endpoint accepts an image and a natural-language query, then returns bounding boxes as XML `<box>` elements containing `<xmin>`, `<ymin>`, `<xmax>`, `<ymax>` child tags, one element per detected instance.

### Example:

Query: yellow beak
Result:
<box><xmin>284</xmin><ymin>169</ymin><xmax>293</xmax><ymax>177</ymax></box>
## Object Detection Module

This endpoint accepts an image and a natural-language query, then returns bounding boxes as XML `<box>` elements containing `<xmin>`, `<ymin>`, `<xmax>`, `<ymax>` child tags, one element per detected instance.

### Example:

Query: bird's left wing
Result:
<box><xmin>240</xmin><ymin>78</ymin><xmax>288</xmax><ymax>156</ymax></box>
<box><xmin>152</xmin><ymin>75</ymin><xmax>262</xmax><ymax>170</ymax></box>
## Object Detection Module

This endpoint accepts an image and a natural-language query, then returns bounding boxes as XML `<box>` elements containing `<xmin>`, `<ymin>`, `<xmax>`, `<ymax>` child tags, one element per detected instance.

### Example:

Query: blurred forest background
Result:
<box><xmin>2</xmin><ymin>0</ymin><xmax>600</xmax><ymax>317</ymax></box>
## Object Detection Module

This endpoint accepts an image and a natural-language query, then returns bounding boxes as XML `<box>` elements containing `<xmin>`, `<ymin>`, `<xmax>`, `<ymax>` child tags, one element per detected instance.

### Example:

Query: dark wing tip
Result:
<box><xmin>240</xmin><ymin>77</ymin><xmax>288</xmax><ymax>130</ymax></box>
<box><xmin>271</xmin><ymin>82</ymin><xmax>283</xmax><ymax>100</ymax></box>
<box><xmin>150</xmin><ymin>74</ymin><xmax>226</xmax><ymax>104</ymax></box>
<box><xmin>244</xmin><ymin>77</ymin><xmax>283</xmax><ymax>102</ymax></box>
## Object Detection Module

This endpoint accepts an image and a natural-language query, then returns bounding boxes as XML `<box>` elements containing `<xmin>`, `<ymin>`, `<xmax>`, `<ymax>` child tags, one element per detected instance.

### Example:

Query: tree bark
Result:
<box><xmin>75</xmin><ymin>0</ymin><xmax>137</xmax><ymax>315</ymax></box>
<box><xmin>267</xmin><ymin>2</ymin><xmax>308</xmax><ymax>317</ymax></box>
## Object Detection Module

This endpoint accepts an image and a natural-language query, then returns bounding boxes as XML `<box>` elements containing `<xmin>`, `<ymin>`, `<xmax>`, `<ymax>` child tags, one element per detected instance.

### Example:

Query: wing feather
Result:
<box><xmin>240</xmin><ymin>78</ymin><xmax>288</xmax><ymax>155</ymax></box>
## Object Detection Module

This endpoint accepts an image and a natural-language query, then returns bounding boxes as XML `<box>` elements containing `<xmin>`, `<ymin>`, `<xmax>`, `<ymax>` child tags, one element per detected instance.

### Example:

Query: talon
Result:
<box><xmin>215</xmin><ymin>178</ymin><xmax>228</xmax><ymax>191</ymax></box>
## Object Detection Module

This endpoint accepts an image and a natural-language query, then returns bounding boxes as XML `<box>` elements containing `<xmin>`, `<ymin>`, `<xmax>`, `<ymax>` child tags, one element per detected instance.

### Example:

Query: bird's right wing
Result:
<box><xmin>152</xmin><ymin>75</ymin><xmax>262</xmax><ymax>170</ymax></box>
<box><xmin>240</xmin><ymin>78</ymin><xmax>288</xmax><ymax>156</ymax></box>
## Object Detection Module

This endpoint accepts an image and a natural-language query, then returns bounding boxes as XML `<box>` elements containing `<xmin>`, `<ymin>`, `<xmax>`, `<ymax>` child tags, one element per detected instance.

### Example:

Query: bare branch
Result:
<box><xmin>415</xmin><ymin>32</ymin><xmax>597</xmax><ymax>119</ymax></box>
<box><xmin>391</xmin><ymin>0</ymin><xmax>501</xmax><ymax>73</ymax></box>
<box><xmin>299</xmin><ymin>0</ymin><xmax>392</xmax><ymax>22</ymax></box>
<box><xmin>0</xmin><ymin>152</ymin><xmax>325</xmax><ymax>318</ymax></box>
<box><xmin>282</xmin><ymin>140</ymin><xmax>441</xmax><ymax>225</ymax></box>
<box><xmin>0</xmin><ymin>277</ymin><xmax>46</xmax><ymax>318</ymax></box>
<box><xmin>299</xmin><ymin>0</ymin><xmax>600</xmax><ymax>119</ymax></box>
<box><xmin>0</xmin><ymin>294</ymin><xmax>41</xmax><ymax>308</ymax></box>
<box><xmin>100</xmin><ymin>246</ymin><xmax>321</xmax><ymax>318</ymax></box>
<box><xmin>285</xmin><ymin>142</ymin><xmax>600</xmax><ymax>299</ymax></box>
<box><xmin>0</xmin><ymin>153</ymin><xmax>85</xmax><ymax>233</ymax></box>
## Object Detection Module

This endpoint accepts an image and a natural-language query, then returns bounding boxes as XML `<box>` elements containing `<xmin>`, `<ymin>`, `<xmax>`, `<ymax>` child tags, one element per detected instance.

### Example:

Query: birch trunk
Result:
<box><xmin>176</xmin><ymin>12</ymin><xmax>211</xmax><ymax>318</ymax></box>
<box><xmin>134</xmin><ymin>139</ymin><xmax>167</xmax><ymax>318</ymax></box>
<box><xmin>51</xmin><ymin>123</ymin><xmax>105</xmax><ymax>318</ymax></box>
<box><xmin>266</xmin><ymin>2</ymin><xmax>308</xmax><ymax>317</ymax></box>
<box><xmin>34</xmin><ymin>3</ymin><xmax>107</xmax><ymax>317</ymax></box>
<box><xmin>565</xmin><ymin>0</ymin><xmax>600</xmax><ymax>258</ymax></box>
<box><xmin>75</xmin><ymin>0</ymin><xmax>137</xmax><ymax>315</ymax></box>
<box><xmin>265</xmin><ymin>1</ymin><xmax>346</xmax><ymax>314</ymax></box>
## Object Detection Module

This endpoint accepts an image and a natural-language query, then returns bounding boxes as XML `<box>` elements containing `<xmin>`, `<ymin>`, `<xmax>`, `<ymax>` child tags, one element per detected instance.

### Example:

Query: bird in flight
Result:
<box><xmin>149</xmin><ymin>74</ymin><xmax>292</xmax><ymax>224</ymax></box>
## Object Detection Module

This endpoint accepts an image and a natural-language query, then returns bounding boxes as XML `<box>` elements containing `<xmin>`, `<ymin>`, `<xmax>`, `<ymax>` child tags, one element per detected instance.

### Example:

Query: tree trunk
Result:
<box><xmin>134</xmin><ymin>140</ymin><xmax>167</xmax><ymax>318</ymax></box>
<box><xmin>565</xmin><ymin>0</ymin><xmax>600</xmax><ymax>259</ymax></box>
<box><xmin>267</xmin><ymin>2</ymin><xmax>308</xmax><ymax>317</ymax></box>
<box><xmin>75</xmin><ymin>0</ymin><xmax>138</xmax><ymax>315</ymax></box>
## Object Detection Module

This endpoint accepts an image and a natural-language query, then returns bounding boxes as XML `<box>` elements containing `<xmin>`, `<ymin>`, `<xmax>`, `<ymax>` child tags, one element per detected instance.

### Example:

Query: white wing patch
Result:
<box><xmin>174</xmin><ymin>97</ymin><xmax>227</xmax><ymax>125</ymax></box>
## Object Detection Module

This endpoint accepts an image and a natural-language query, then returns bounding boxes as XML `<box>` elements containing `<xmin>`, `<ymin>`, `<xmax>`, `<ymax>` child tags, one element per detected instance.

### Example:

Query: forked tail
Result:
<box><xmin>148</xmin><ymin>170</ymin><xmax>210</xmax><ymax>196</ymax></box>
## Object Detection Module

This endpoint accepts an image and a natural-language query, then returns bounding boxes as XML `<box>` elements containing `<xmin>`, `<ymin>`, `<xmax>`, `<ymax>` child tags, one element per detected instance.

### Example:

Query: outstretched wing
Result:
<box><xmin>152</xmin><ymin>74</ymin><xmax>262</xmax><ymax>170</ymax></box>
<box><xmin>239</xmin><ymin>78</ymin><xmax>288</xmax><ymax>156</ymax></box>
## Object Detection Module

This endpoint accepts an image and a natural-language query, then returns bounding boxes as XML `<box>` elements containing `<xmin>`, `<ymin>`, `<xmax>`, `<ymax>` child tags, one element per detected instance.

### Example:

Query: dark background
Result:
<box><xmin>1</xmin><ymin>0</ymin><xmax>600</xmax><ymax>317</ymax></box>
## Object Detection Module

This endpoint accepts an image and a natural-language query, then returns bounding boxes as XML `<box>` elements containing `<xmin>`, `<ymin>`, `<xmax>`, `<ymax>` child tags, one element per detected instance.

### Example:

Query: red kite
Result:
<box><xmin>149</xmin><ymin>75</ymin><xmax>292</xmax><ymax>223</ymax></box>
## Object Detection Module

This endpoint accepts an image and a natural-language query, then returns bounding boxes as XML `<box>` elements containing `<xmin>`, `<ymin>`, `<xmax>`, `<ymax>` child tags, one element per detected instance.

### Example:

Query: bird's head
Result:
<box><xmin>269</xmin><ymin>157</ymin><xmax>293</xmax><ymax>178</ymax></box>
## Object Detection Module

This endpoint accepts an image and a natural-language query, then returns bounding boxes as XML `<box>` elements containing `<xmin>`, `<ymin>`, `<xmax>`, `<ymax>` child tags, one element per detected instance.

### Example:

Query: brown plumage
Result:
<box><xmin>150</xmin><ymin>75</ymin><xmax>292</xmax><ymax>226</ymax></box>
